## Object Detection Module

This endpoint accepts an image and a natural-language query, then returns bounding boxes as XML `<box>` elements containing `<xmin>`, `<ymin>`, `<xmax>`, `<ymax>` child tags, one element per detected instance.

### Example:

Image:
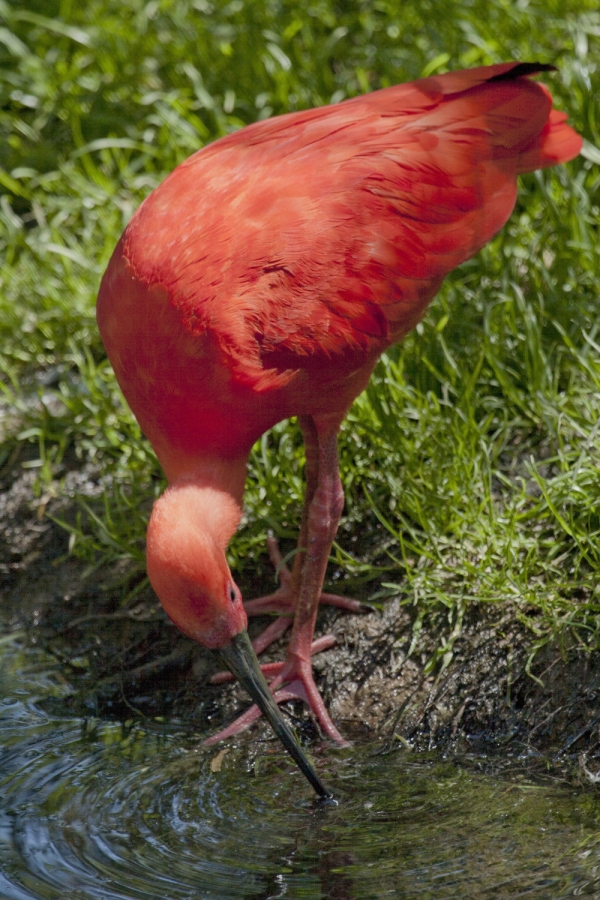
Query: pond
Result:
<box><xmin>2</xmin><ymin>628</ymin><xmax>600</xmax><ymax>900</ymax></box>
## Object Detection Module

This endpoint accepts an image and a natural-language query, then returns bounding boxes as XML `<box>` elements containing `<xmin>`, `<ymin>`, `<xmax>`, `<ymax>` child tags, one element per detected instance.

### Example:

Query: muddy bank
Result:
<box><xmin>2</xmin><ymin>462</ymin><xmax>599</xmax><ymax>781</ymax></box>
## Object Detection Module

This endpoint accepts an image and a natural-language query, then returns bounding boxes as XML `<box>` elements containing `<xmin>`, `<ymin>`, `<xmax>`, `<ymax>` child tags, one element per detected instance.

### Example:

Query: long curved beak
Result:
<box><xmin>219</xmin><ymin>630</ymin><xmax>333</xmax><ymax>799</ymax></box>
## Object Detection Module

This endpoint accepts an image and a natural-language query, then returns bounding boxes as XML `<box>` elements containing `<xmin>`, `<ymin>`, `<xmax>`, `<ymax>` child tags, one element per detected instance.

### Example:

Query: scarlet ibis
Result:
<box><xmin>97</xmin><ymin>62</ymin><xmax>581</xmax><ymax>797</ymax></box>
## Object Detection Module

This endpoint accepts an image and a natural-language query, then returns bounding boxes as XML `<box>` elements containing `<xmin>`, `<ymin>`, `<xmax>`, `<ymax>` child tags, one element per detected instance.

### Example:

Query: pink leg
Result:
<box><xmin>206</xmin><ymin>414</ymin><xmax>350</xmax><ymax>746</ymax></box>
<box><xmin>246</xmin><ymin>412</ymin><xmax>360</xmax><ymax>632</ymax></box>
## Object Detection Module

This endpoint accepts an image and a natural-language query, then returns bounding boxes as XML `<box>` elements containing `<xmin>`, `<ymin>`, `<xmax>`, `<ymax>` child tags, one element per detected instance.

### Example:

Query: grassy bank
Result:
<box><xmin>1</xmin><ymin>0</ymin><xmax>599</xmax><ymax>674</ymax></box>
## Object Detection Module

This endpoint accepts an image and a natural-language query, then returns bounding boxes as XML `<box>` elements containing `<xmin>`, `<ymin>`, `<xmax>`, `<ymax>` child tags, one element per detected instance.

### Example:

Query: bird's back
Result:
<box><xmin>97</xmin><ymin>62</ymin><xmax>580</xmax><ymax>473</ymax></box>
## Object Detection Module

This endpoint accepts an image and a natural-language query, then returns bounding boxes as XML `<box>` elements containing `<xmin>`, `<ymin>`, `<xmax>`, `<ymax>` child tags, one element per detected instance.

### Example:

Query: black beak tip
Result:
<box><xmin>316</xmin><ymin>792</ymin><xmax>338</xmax><ymax>807</ymax></box>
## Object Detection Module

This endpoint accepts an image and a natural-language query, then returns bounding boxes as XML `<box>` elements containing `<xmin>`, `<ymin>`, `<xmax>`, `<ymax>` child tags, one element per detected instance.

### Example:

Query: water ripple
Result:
<box><xmin>2</xmin><ymin>642</ymin><xmax>600</xmax><ymax>899</ymax></box>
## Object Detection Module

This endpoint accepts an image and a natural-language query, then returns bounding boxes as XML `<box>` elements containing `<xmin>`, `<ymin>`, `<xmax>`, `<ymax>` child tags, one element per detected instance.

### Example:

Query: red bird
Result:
<box><xmin>97</xmin><ymin>62</ymin><xmax>581</xmax><ymax>797</ymax></box>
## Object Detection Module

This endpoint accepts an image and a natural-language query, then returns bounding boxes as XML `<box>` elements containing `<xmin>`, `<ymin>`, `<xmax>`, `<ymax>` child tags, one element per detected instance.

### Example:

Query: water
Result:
<box><xmin>2</xmin><ymin>633</ymin><xmax>600</xmax><ymax>899</ymax></box>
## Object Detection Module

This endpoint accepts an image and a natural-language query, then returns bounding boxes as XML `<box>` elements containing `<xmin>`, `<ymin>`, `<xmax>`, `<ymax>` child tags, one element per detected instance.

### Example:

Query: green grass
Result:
<box><xmin>1</xmin><ymin>0</ymin><xmax>599</xmax><ymax>670</ymax></box>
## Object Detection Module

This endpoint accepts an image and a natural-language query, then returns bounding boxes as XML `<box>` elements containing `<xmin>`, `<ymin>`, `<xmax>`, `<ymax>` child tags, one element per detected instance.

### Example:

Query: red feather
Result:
<box><xmin>99</xmin><ymin>63</ymin><xmax>580</xmax><ymax>477</ymax></box>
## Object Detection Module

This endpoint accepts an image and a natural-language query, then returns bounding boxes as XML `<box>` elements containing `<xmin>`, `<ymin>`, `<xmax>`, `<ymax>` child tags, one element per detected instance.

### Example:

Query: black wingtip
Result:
<box><xmin>486</xmin><ymin>62</ymin><xmax>557</xmax><ymax>83</ymax></box>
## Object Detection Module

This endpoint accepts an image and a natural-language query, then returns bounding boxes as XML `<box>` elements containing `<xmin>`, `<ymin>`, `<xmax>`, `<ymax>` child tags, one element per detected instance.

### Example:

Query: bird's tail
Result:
<box><xmin>424</xmin><ymin>61</ymin><xmax>582</xmax><ymax>173</ymax></box>
<box><xmin>488</xmin><ymin>63</ymin><xmax>582</xmax><ymax>172</ymax></box>
<box><xmin>515</xmin><ymin>106</ymin><xmax>582</xmax><ymax>173</ymax></box>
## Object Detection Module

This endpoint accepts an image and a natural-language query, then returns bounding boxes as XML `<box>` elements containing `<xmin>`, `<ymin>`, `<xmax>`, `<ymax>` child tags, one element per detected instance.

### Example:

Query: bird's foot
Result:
<box><xmin>205</xmin><ymin>652</ymin><xmax>349</xmax><ymax>747</ymax></box>
<box><xmin>209</xmin><ymin>615</ymin><xmax>294</xmax><ymax>686</ymax></box>
<box><xmin>210</xmin><ymin>633</ymin><xmax>336</xmax><ymax>685</ymax></box>
<box><xmin>243</xmin><ymin>534</ymin><xmax>362</xmax><ymax>629</ymax></box>
<box><xmin>210</xmin><ymin>535</ymin><xmax>362</xmax><ymax>682</ymax></box>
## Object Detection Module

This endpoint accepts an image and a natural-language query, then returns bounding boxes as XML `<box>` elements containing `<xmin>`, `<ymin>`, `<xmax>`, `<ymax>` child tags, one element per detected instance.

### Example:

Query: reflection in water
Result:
<box><xmin>1</xmin><ymin>635</ymin><xmax>600</xmax><ymax>900</ymax></box>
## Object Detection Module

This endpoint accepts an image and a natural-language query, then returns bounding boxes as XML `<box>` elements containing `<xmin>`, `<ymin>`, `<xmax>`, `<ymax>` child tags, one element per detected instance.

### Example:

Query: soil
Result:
<box><xmin>2</xmin><ymin>456</ymin><xmax>600</xmax><ymax>784</ymax></box>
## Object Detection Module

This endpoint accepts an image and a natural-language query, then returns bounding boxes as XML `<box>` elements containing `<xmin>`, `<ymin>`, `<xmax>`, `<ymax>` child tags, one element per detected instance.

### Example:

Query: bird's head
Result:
<box><xmin>146</xmin><ymin>479</ymin><xmax>332</xmax><ymax>799</ymax></box>
<box><xmin>146</xmin><ymin>481</ymin><xmax>246</xmax><ymax>649</ymax></box>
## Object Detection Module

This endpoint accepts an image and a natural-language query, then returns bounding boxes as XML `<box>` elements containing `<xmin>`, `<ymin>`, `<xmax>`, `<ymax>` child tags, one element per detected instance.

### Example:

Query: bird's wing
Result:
<box><xmin>124</xmin><ymin>64</ymin><xmax>580</xmax><ymax>389</ymax></box>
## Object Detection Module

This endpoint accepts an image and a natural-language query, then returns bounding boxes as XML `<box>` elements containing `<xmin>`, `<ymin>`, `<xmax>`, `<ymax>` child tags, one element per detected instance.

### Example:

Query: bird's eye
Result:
<box><xmin>228</xmin><ymin>585</ymin><xmax>236</xmax><ymax>604</ymax></box>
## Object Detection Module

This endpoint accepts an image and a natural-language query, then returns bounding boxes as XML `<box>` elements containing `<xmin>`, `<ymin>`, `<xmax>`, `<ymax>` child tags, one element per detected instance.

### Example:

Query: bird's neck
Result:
<box><xmin>151</xmin><ymin>457</ymin><xmax>247</xmax><ymax>555</ymax></box>
<box><xmin>164</xmin><ymin>456</ymin><xmax>248</xmax><ymax>508</ymax></box>
<box><xmin>147</xmin><ymin>460</ymin><xmax>246</xmax><ymax>584</ymax></box>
